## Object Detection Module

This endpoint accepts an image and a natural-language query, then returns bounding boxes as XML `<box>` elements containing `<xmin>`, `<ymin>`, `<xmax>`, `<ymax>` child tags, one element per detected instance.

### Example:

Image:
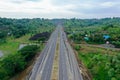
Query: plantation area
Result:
<box><xmin>0</xmin><ymin>18</ymin><xmax>55</xmax><ymax>80</ymax></box>
<box><xmin>64</xmin><ymin>18</ymin><xmax>120</xmax><ymax>80</ymax></box>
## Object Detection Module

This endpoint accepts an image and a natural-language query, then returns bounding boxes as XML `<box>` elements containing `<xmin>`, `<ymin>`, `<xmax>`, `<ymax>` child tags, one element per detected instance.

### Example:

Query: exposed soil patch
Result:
<box><xmin>100</xmin><ymin>44</ymin><xmax>115</xmax><ymax>48</ymax></box>
<box><xmin>80</xmin><ymin>44</ymin><xmax>120</xmax><ymax>54</ymax></box>
<box><xmin>29</xmin><ymin>32</ymin><xmax>50</xmax><ymax>40</ymax></box>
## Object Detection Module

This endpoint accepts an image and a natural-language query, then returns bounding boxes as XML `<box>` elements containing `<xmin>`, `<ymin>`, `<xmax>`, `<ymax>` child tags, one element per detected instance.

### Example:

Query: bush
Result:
<box><xmin>0</xmin><ymin>66</ymin><xmax>9</xmax><ymax>80</ymax></box>
<box><xmin>18</xmin><ymin>45</ymin><xmax>39</xmax><ymax>62</ymax></box>
<box><xmin>79</xmin><ymin>53</ymin><xmax>120</xmax><ymax>80</ymax></box>
<box><xmin>0</xmin><ymin>39</ymin><xmax>6</xmax><ymax>44</ymax></box>
<box><xmin>0</xmin><ymin>45</ymin><xmax>39</xmax><ymax>80</ymax></box>
<box><xmin>0</xmin><ymin>53</ymin><xmax>26</xmax><ymax>80</ymax></box>
<box><xmin>112</xmin><ymin>41</ymin><xmax>120</xmax><ymax>48</ymax></box>
<box><xmin>74</xmin><ymin>45</ymin><xmax>81</xmax><ymax>51</ymax></box>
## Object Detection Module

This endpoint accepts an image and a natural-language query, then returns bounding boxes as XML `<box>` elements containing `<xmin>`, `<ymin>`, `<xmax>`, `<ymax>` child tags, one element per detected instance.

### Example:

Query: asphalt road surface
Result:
<box><xmin>59</xmin><ymin>25</ymin><xmax>83</xmax><ymax>80</ymax></box>
<box><xmin>27</xmin><ymin>25</ymin><xmax>83</xmax><ymax>80</ymax></box>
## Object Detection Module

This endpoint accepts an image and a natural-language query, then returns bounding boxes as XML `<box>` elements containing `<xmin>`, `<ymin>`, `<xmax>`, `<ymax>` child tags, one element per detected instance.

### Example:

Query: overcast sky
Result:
<box><xmin>0</xmin><ymin>0</ymin><xmax>120</xmax><ymax>19</ymax></box>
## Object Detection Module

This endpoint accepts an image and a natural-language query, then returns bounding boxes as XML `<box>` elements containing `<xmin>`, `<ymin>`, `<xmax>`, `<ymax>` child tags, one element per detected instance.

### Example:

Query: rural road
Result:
<box><xmin>27</xmin><ymin>24</ymin><xmax>83</xmax><ymax>80</ymax></box>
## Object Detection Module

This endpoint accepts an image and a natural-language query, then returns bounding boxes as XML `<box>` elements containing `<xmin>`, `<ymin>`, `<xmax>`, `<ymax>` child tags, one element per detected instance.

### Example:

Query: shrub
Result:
<box><xmin>18</xmin><ymin>45</ymin><xmax>39</xmax><ymax>62</ymax></box>
<box><xmin>0</xmin><ymin>53</ymin><xmax>26</xmax><ymax>80</ymax></box>
<box><xmin>79</xmin><ymin>52</ymin><xmax>120</xmax><ymax>80</ymax></box>
<box><xmin>112</xmin><ymin>41</ymin><xmax>120</xmax><ymax>48</ymax></box>
<box><xmin>0</xmin><ymin>45</ymin><xmax>39</xmax><ymax>80</ymax></box>
<box><xmin>74</xmin><ymin>45</ymin><xmax>81</xmax><ymax>51</ymax></box>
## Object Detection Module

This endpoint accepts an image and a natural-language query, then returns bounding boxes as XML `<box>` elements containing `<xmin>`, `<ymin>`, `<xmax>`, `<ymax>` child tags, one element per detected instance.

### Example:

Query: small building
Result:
<box><xmin>84</xmin><ymin>37</ymin><xmax>89</xmax><ymax>41</ymax></box>
<box><xmin>103</xmin><ymin>35</ymin><xmax>110</xmax><ymax>40</ymax></box>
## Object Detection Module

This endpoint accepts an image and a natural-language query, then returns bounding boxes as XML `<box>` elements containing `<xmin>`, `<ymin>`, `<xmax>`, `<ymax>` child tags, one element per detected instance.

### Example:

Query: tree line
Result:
<box><xmin>64</xmin><ymin>17</ymin><xmax>120</xmax><ymax>47</ymax></box>
<box><xmin>0</xmin><ymin>18</ymin><xmax>55</xmax><ymax>44</ymax></box>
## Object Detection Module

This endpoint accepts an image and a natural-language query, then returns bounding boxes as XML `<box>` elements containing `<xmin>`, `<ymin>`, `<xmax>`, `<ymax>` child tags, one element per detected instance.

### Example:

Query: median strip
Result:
<box><xmin>51</xmin><ymin>34</ymin><xmax>59</xmax><ymax>80</ymax></box>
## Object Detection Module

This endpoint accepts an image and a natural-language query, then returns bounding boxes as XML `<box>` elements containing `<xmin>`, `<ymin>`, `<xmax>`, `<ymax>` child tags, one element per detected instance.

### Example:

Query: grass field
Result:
<box><xmin>78</xmin><ymin>44</ymin><xmax>119</xmax><ymax>55</ymax></box>
<box><xmin>0</xmin><ymin>34</ymin><xmax>32</xmax><ymax>56</ymax></box>
<box><xmin>0</xmin><ymin>27</ymin><xmax>54</xmax><ymax>57</ymax></box>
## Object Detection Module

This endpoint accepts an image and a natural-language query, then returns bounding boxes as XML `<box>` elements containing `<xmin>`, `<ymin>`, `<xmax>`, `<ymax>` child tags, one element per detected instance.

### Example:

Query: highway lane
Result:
<box><xmin>27</xmin><ymin>25</ymin><xmax>83</xmax><ymax>80</ymax></box>
<box><xmin>59</xmin><ymin>30</ymin><xmax>68</xmax><ymax>80</ymax></box>
<box><xmin>59</xmin><ymin>25</ymin><xmax>83</xmax><ymax>80</ymax></box>
<box><xmin>28</xmin><ymin>27</ymin><xmax>58</xmax><ymax>80</ymax></box>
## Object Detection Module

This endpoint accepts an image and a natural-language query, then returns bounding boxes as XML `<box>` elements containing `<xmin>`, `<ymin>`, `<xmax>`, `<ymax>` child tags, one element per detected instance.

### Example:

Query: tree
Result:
<box><xmin>0</xmin><ymin>53</ymin><xmax>26</xmax><ymax>78</ymax></box>
<box><xmin>18</xmin><ymin>45</ymin><xmax>39</xmax><ymax>62</ymax></box>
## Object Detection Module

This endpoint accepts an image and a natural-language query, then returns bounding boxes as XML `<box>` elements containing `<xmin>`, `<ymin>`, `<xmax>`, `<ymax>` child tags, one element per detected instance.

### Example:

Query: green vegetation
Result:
<box><xmin>0</xmin><ymin>45</ymin><xmax>39</xmax><ymax>80</ymax></box>
<box><xmin>0</xmin><ymin>18</ymin><xmax>55</xmax><ymax>43</ymax></box>
<box><xmin>0</xmin><ymin>41</ymin><xmax>19</xmax><ymax>55</ymax></box>
<box><xmin>74</xmin><ymin>44</ymin><xmax>81</xmax><ymax>51</ymax></box>
<box><xmin>1</xmin><ymin>17</ymin><xmax>120</xmax><ymax>80</ymax></box>
<box><xmin>76</xmin><ymin>44</ymin><xmax>120</xmax><ymax>80</ymax></box>
<box><xmin>64</xmin><ymin>18</ymin><xmax>120</xmax><ymax>47</ymax></box>
<box><xmin>0</xmin><ymin>18</ymin><xmax>55</xmax><ymax>56</ymax></box>
<box><xmin>79</xmin><ymin>53</ymin><xmax>120</xmax><ymax>80</ymax></box>
<box><xmin>0</xmin><ymin>18</ymin><xmax>55</xmax><ymax>79</ymax></box>
<box><xmin>18</xmin><ymin>45</ymin><xmax>39</xmax><ymax>62</ymax></box>
<box><xmin>64</xmin><ymin>18</ymin><xmax>120</xmax><ymax>80</ymax></box>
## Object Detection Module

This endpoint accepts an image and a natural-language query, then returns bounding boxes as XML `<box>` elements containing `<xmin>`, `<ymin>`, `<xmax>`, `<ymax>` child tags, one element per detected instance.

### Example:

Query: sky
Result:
<box><xmin>0</xmin><ymin>0</ymin><xmax>120</xmax><ymax>19</ymax></box>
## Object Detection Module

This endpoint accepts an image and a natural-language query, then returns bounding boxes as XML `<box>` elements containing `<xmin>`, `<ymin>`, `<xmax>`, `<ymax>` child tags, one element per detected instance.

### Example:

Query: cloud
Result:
<box><xmin>100</xmin><ymin>2</ymin><xmax>119</xmax><ymax>8</ymax></box>
<box><xmin>0</xmin><ymin>0</ymin><xmax>120</xmax><ymax>18</ymax></box>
